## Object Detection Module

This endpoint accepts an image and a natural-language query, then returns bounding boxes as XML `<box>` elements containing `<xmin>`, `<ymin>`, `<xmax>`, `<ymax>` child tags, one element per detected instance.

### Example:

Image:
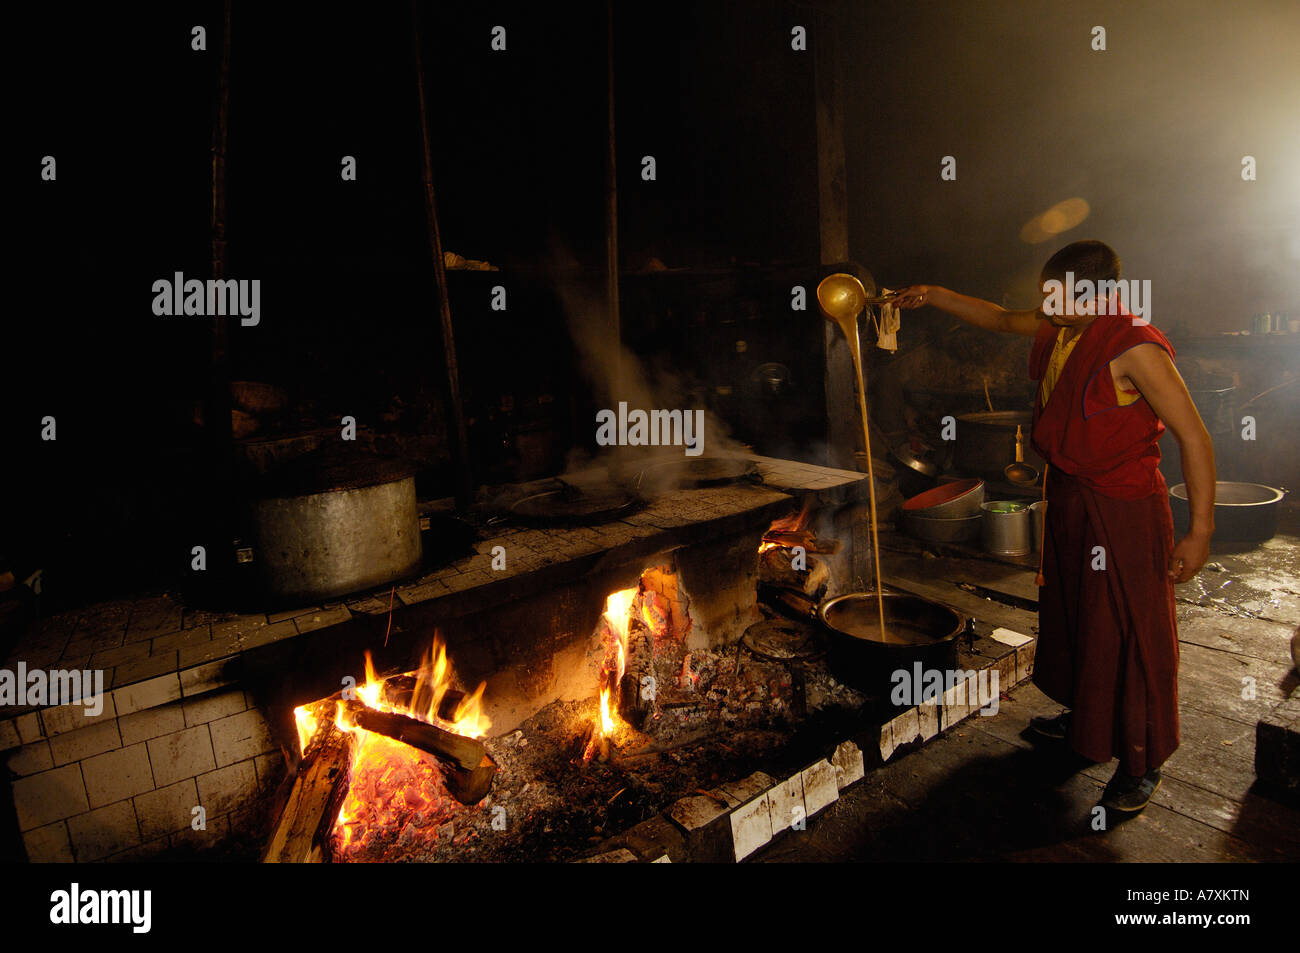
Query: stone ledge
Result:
<box><xmin>3</xmin><ymin>456</ymin><xmax>867</xmax><ymax>723</ymax></box>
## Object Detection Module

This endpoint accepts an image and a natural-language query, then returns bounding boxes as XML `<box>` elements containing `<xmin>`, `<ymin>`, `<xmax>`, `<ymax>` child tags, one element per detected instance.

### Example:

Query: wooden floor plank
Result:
<box><xmin>754</xmin><ymin>533</ymin><xmax>1300</xmax><ymax>863</ymax></box>
<box><xmin>1176</xmin><ymin>604</ymin><xmax>1297</xmax><ymax>664</ymax></box>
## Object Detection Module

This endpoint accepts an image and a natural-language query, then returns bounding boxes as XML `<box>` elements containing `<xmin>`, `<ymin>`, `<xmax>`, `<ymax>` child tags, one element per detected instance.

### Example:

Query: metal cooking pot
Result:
<box><xmin>252</xmin><ymin>450</ymin><xmax>423</xmax><ymax>602</ymax></box>
<box><xmin>1169</xmin><ymin>481</ymin><xmax>1286</xmax><ymax>543</ymax></box>
<box><xmin>980</xmin><ymin>501</ymin><xmax>1032</xmax><ymax>556</ymax></box>
<box><xmin>891</xmin><ymin>440</ymin><xmax>946</xmax><ymax>498</ymax></box>
<box><xmin>816</xmin><ymin>592</ymin><xmax>966</xmax><ymax>695</ymax></box>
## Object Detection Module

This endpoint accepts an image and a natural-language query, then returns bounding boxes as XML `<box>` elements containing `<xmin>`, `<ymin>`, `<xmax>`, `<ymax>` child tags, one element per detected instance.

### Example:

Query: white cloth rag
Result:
<box><xmin>875</xmin><ymin>290</ymin><xmax>900</xmax><ymax>351</ymax></box>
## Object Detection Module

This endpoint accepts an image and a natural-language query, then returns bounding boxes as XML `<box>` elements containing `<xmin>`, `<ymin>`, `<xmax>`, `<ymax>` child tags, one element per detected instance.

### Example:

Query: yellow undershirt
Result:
<box><xmin>1040</xmin><ymin>328</ymin><xmax>1140</xmax><ymax>407</ymax></box>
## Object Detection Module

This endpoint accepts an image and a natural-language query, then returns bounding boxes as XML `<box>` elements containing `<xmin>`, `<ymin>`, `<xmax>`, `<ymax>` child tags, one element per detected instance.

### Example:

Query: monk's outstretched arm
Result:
<box><xmin>1112</xmin><ymin>343</ymin><xmax>1217</xmax><ymax>583</ymax></box>
<box><xmin>892</xmin><ymin>285</ymin><xmax>1040</xmax><ymax>337</ymax></box>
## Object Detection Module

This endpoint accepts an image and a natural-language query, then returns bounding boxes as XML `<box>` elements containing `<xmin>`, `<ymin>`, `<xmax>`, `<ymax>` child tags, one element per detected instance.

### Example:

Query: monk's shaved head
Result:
<box><xmin>1040</xmin><ymin>240</ymin><xmax>1122</xmax><ymax>290</ymax></box>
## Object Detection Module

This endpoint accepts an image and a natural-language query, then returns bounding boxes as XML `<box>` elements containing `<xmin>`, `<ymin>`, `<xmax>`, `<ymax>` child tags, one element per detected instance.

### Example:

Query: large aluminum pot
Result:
<box><xmin>1169</xmin><ymin>481</ymin><xmax>1286</xmax><ymax>544</ymax></box>
<box><xmin>253</xmin><ymin>450</ymin><xmax>423</xmax><ymax>602</ymax></box>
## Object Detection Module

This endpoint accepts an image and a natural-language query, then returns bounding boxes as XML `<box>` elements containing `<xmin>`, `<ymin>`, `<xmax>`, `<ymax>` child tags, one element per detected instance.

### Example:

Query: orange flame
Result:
<box><xmin>603</xmin><ymin>586</ymin><xmax>636</xmax><ymax>685</ymax></box>
<box><xmin>342</xmin><ymin>638</ymin><xmax>490</xmax><ymax>739</ymax></box>
<box><xmin>767</xmin><ymin>500</ymin><xmax>815</xmax><ymax>536</ymax></box>
<box><xmin>584</xmin><ymin>586</ymin><xmax>639</xmax><ymax>760</ymax></box>
<box><xmin>598</xmin><ymin>687</ymin><xmax>615</xmax><ymax>735</ymax></box>
<box><xmin>293</xmin><ymin>706</ymin><xmax>319</xmax><ymax>758</ymax></box>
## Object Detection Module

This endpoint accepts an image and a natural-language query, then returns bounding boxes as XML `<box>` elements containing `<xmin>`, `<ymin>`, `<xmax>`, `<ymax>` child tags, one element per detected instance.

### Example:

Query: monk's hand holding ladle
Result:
<box><xmin>892</xmin><ymin>285</ymin><xmax>934</xmax><ymax>310</ymax></box>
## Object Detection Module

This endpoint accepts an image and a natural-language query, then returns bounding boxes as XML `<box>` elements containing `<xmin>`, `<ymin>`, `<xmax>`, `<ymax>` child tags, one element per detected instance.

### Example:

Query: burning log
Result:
<box><xmin>381</xmin><ymin>674</ymin><xmax>467</xmax><ymax>721</ymax></box>
<box><xmin>339</xmin><ymin>701</ymin><xmax>497</xmax><ymax>805</ymax></box>
<box><xmin>761</xmin><ymin>531</ymin><xmax>841</xmax><ymax>555</ymax></box>
<box><xmin>619</xmin><ymin>625</ymin><xmax>656</xmax><ymax>730</ymax></box>
<box><xmin>759</xmin><ymin>546</ymin><xmax>830</xmax><ymax>597</ymax></box>
<box><xmin>264</xmin><ymin>721</ymin><xmax>353</xmax><ymax>863</ymax></box>
<box><xmin>573</xmin><ymin>720</ymin><xmax>612</xmax><ymax>764</ymax></box>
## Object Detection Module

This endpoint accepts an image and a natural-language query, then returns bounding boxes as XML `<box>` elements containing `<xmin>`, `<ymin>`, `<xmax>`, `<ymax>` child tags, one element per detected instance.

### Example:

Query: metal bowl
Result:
<box><xmin>902</xmin><ymin>478</ymin><xmax>985</xmax><ymax>518</ymax></box>
<box><xmin>901</xmin><ymin>511</ymin><xmax>983</xmax><ymax>543</ymax></box>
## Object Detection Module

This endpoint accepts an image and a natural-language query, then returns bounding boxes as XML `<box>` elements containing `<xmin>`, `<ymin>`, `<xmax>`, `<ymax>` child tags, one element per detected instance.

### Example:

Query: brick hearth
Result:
<box><xmin>1</xmin><ymin>453</ymin><xmax>869</xmax><ymax>861</ymax></box>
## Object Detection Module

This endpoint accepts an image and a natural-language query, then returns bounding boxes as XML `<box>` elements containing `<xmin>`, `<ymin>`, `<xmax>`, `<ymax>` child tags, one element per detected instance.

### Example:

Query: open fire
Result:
<box><xmin>273</xmin><ymin>517</ymin><xmax>858</xmax><ymax>862</ymax></box>
<box><xmin>289</xmin><ymin>637</ymin><xmax>493</xmax><ymax>861</ymax></box>
<box><xmin>759</xmin><ymin>498</ymin><xmax>818</xmax><ymax>554</ymax></box>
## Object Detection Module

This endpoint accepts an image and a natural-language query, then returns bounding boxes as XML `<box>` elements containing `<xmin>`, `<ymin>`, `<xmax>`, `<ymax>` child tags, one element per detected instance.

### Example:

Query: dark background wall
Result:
<box><xmin>7</xmin><ymin>0</ymin><xmax>1298</xmax><ymax>606</ymax></box>
<box><xmin>841</xmin><ymin>0</ymin><xmax>1300</xmax><ymax>327</ymax></box>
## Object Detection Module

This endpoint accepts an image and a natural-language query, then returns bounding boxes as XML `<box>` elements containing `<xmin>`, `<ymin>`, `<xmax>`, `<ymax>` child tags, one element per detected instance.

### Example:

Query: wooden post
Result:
<box><xmin>809</xmin><ymin>8</ymin><xmax>859</xmax><ymax>472</ymax></box>
<box><xmin>411</xmin><ymin>0</ymin><xmax>474</xmax><ymax>508</ymax></box>
<box><xmin>605</xmin><ymin>0</ymin><xmax>624</xmax><ymax>399</ymax></box>
<box><xmin>811</xmin><ymin>5</ymin><xmax>848</xmax><ymax>265</ymax></box>
<box><xmin>205</xmin><ymin>0</ymin><xmax>235</xmax><ymax>575</ymax></box>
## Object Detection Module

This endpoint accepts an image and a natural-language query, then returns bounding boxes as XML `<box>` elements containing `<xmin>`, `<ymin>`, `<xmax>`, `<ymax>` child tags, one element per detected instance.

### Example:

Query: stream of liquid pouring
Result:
<box><xmin>828</xmin><ymin>310</ymin><xmax>888</xmax><ymax>640</ymax></box>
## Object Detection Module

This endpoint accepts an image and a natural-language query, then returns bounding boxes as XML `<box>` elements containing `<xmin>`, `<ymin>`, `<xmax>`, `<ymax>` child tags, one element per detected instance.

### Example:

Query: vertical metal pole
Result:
<box><xmin>411</xmin><ymin>0</ymin><xmax>473</xmax><ymax>508</ymax></box>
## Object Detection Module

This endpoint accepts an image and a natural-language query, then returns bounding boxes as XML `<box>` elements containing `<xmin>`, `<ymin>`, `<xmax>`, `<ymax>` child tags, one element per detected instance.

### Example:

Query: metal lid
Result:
<box><xmin>257</xmin><ymin>445</ymin><xmax>418</xmax><ymax>499</ymax></box>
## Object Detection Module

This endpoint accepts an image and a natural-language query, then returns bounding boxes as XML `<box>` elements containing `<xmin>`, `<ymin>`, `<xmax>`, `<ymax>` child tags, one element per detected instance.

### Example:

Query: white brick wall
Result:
<box><xmin>148</xmin><ymin>725</ymin><xmax>217</xmax><ymax>787</ymax></box>
<box><xmin>5</xmin><ymin>678</ymin><xmax>280</xmax><ymax>862</ymax></box>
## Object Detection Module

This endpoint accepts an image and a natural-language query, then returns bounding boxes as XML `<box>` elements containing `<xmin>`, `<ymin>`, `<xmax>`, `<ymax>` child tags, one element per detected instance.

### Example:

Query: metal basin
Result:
<box><xmin>902</xmin><ymin>478</ymin><xmax>985</xmax><ymax>518</ymax></box>
<box><xmin>901</xmin><ymin>511</ymin><xmax>982</xmax><ymax>544</ymax></box>
<box><xmin>1170</xmin><ymin>481</ymin><xmax>1286</xmax><ymax>543</ymax></box>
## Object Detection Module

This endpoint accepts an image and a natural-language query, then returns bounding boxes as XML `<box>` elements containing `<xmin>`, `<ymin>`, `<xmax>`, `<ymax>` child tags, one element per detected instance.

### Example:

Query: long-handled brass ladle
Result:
<box><xmin>816</xmin><ymin>273</ymin><xmax>887</xmax><ymax>638</ymax></box>
<box><xmin>1004</xmin><ymin>424</ymin><xmax>1040</xmax><ymax>485</ymax></box>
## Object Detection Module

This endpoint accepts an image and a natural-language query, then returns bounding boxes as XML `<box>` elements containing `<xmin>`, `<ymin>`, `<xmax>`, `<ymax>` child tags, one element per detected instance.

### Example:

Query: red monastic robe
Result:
<box><xmin>1029</xmin><ymin>310</ymin><xmax>1180</xmax><ymax>775</ymax></box>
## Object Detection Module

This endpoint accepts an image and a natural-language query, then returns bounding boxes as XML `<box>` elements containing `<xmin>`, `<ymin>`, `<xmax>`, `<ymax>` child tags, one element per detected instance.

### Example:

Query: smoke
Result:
<box><xmin>545</xmin><ymin>243</ymin><xmax>750</xmax><ymax>489</ymax></box>
<box><xmin>842</xmin><ymin>0</ymin><xmax>1300</xmax><ymax>329</ymax></box>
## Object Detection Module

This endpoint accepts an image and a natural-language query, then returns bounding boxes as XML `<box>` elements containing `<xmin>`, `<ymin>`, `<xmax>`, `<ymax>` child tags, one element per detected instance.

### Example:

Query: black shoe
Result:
<box><xmin>1100</xmin><ymin>767</ymin><xmax>1162</xmax><ymax>813</ymax></box>
<box><xmin>1029</xmin><ymin>710</ymin><xmax>1070</xmax><ymax>740</ymax></box>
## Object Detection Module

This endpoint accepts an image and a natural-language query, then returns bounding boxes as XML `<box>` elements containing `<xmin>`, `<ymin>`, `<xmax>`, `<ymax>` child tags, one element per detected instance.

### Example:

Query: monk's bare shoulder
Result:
<box><xmin>1111</xmin><ymin>341</ymin><xmax>1174</xmax><ymax>390</ymax></box>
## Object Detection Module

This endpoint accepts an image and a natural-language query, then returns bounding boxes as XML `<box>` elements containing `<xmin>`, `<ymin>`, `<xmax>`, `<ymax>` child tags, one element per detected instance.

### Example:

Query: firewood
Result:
<box><xmin>338</xmin><ymin>700</ymin><xmax>497</xmax><ymax>805</ymax></box>
<box><xmin>340</xmin><ymin>701</ymin><xmax>484</xmax><ymax>771</ymax></box>
<box><xmin>446</xmin><ymin>753</ymin><xmax>498</xmax><ymax>804</ymax></box>
<box><xmin>618</xmin><ymin>627</ymin><xmax>656</xmax><ymax>730</ymax></box>
<box><xmin>264</xmin><ymin>721</ymin><xmax>353</xmax><ymax>863</ymax></box>
<box><xmin>762</xmin><ymin>531</ymin><xmax>841</xmax><ymax>555</ymax></box>
<box><xmin>572</xmin><ymin>720</ymin><xmax>596</xmax><ymax>762</ymax></box>
<box><xmin>381</xmin><ymin>675</ymin><xmax>466</xmax><ymax>722</ymax></box>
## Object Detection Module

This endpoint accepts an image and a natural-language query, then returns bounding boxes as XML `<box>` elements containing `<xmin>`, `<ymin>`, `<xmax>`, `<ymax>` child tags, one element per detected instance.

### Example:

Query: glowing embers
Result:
<box><xmin>333</xmin><ymin>730</ymin><xmax>458</xmax><ymax>860</ymax></box>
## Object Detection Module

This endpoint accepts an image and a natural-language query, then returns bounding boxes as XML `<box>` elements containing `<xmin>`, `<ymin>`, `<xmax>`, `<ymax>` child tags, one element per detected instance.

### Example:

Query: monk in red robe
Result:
<box><xmin>894</xmin><ymin>240</ymin><xmax>1216</xmax><ymax>813</ymax></box>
